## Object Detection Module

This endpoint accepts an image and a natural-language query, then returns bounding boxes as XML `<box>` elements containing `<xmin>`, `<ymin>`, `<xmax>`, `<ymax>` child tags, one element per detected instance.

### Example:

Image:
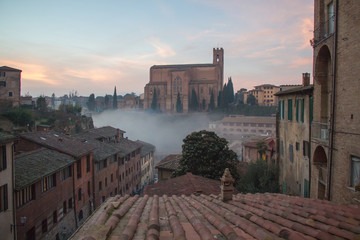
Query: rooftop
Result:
<box><xmin>217</xmin><ymin>115</ymin><xmax>276</xmax><ymax>124</ymax></box>
<box><xmin>275</xmin><ymin>85</ymin><xmax>314</xmax><ymax>96</ymax></box>
<box><xmin>77</xmin><ymin>126</ymin><xmax>126</xmax><ymax>140</ymax></box>
<box><xmin>144</xmin><ymin>173</ymin><xmax>222</xmax><ymax>196</ymax></box>
<box><xmin>0</xmin><ymin>132</ymin><xmax>17</xmax><ymax>144</ymax></box>
<box><xmin>0</xmin><ymin>66</ymin><xmax>22</xmax><ymax>72</ymax></box>
<box><xmin>69</xmin><ymin>192</ymin><xmax>360</xmax><ymax>240</ymax></box>
<box><xmin>19</xmin><ymin>131</ymin><xmax>95</xmax><ymax>158</ymax></box>
<box><xmin>85</xmin><ymin>139</ymin><xmax>120</xmax><ymax>162</ymax></box>
<box><xmin>156</xmin><ymin>154</ymin><xmax>181</xmax><ymax>171</ymax></box>
<box><xmin>136</xmin><ymin>140</ymin><xmax>156</xmax><ymax>157</ymax></box>
<box><xmin>109</xmin><ymin>138</ymin><xmax>142</xmax><ymax>157</ymax></box>
<box><xmin>15</xmin><ymin>148</ymin><xmax>75</xmax><ymax>190</ymax></box>
<box><xmin>151</xmin><ymin>63</ymin><xmax>216</xmax><ymax>69</ymax></box>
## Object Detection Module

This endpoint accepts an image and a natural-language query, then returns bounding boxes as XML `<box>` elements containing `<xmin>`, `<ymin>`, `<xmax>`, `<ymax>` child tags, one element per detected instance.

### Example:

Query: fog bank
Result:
<box><xmin>92</xmin><ymin>110</ymin><xmax>212</xmax><ymax>156</ymax></box>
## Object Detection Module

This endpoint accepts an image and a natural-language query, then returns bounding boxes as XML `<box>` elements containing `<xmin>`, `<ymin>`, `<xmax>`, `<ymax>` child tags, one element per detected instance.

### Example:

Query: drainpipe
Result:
<box><xmin>327</xmin><ymin>0</ymin><xmax>338</xmax><ymax>201</ymax></box>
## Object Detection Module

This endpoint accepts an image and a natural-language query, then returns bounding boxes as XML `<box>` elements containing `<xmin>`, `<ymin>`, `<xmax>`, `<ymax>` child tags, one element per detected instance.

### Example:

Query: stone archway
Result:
<box><xmin>313</xmin><ymin>145</ymin><xmax>328</xmax><ymax>199</ymax></box>
<box><xmin>314</xmin><ymin>45</ymin><xmax>332</xmax><ymax>123</ymax></box>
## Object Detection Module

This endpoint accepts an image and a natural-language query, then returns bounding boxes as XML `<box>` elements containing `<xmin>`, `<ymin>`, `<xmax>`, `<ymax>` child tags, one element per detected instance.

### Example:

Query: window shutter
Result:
<box><xmin>301</xmin><ymin>98</ymin><xmax>305</xmax><ymax>122</ymax></box>
<box><xmin>296</xmin><ymin>99</ymin><xmax>299</xmax><ymax>122</ymax></box>
<box><xmin>2</xmin><ymin>146</ymin><xmax>6</xmax><ymax>170</ymax></box>
<box><xmin>288</xmin><ymin>99</ymin><xmax>293</xmax><ymax>121</ymax></box>
<box><xmin>4</xmin><ymin>184</ymin><xmax>8</xmax><ymax>210</ymax></box>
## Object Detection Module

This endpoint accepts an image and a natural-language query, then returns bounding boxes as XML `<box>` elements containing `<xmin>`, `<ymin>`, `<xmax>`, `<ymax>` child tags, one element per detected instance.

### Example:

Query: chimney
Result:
<box><xmin>302</xmin><ymin>72</ymin><xmax>310</xmax><ymax>86</ymax></box>
<box><xmin>220</xmin><ymin>168</ymin><xmax>235</xmax><ymax>202</ymax></box>
<box><xmin>116</xmin><ymin>129</ymin><xmax>121</xmax><ymax>143</ymax></box>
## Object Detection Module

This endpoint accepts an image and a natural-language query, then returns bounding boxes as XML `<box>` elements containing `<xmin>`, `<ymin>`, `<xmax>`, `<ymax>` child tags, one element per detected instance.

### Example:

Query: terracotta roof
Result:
<box><xmin>19</xmin><ymin>132</ymin><xmax>95</xmax><ymax>158</ymax></box>
<box><xmin>15</xmin><ymin>148</ymin><xmax>75</xmax><ymax>190</ymax></box>
<box><xmin>109</xmin><ymin>138</ymin><xmax>142</xmax><ymax>157</ymax></box>
<box><xmin>69</xmin><ymin>193</ymin><xmax>360</xmax><ymax>240</ymax></box>
<box><xmin>0</xmin><ymin>132</ymin><xmax>17</xmax><ymax>144</ymax></box>
<box><xmin>156</xmin><ymin>154</ymin><xmax>181</xmax><ymax>171</ymax></box>
<box><xmin>275</xmin><ymin>85</ymin><xmax>313</xmax><ymax>96</ymax></box>
<box><xmin>85</xmin><ymin>139</ymin><xmax>120</xmax><ymax>162</ymax></box>
<box><xmin>0</xmin><ymin>66</ymin><xmax>22</xmax><ymax>72</ymax></box>
<box><xmin>243</xmin><ymin>137</ymin><xmax>275</xmax><ymax>149</ymax></box>
<box><xmin>218</xmin><ymin>116</ymin><xmax>276</xmax><ymax>124</ymax></box>
<box><xmin>77</xmin><ymin>126</ymin><xmax>126</xmax><ymax>140</ymax></box>
<box><xmin>144</xmin><ymin>173</ymin><xmax>222</xmax><ymax>196</ymax></box>
<box><xmin>136</xmin><ymin>140</ymin><xmax>156</xmax><ymax>157</ymax></box>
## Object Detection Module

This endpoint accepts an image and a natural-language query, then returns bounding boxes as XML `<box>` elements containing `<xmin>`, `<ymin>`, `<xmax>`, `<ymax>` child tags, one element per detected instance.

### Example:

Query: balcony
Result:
<box><xmin>310</xmin><ymin>15</ymin><xmax>335</xmax><ymax>47</ymax></box>
<box><xmin>311</xmin><ymin>122</ymin><xmax>329</xmax><ymax>142</ymax></box>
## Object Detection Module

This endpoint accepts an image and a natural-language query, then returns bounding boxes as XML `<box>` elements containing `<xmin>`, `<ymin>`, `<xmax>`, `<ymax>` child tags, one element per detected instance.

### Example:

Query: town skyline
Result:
<box><xmin>1</xmin><ymin>0</ymin><xmax>314</xmax><ymax>97</ymax></box>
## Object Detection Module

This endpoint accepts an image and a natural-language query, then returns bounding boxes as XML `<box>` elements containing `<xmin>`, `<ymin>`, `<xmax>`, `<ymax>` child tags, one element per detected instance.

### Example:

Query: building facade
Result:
<box><xmin>137</xmin><ymin>140</ymin><xmax>155</xmax><ymax>191</ymax></box>
<box><xmin>0</xmin><ymin>133</ymin><xmax>17</xmax><ymax>240</ymax></box>
<box><xmin>310</xmin><ymin>0</ymin><xmax>360</xmax><ymax>204</ymax></box>
<box><xmin>144</xmin><ymin>48</ymin><xmax>224</xmax><ymax>113</ymax></box>
<box><xmin>244</xmin><ymin>84</ymin><xmax>279</xmax><ymax>106</ymax></box>
<box><xmin>0</xmin><ymin>66</ymin><xmax>21</xmax><ymax>108</ymax></box>
<box><xmin>276</xmin><ymin>73</ymin><xmax>313</xmax><ymax>198</ymax></box>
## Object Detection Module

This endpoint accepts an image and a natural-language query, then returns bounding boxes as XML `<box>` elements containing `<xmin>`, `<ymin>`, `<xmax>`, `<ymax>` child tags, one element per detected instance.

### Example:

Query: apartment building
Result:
<box><xmin>310</xmin><ymin>0</ymin><xmax>360</xmax><ymax>204</ymax></box>
<box><xmin>276</xmin><ymin>73</ymin><xmax>313</xmax><ymax>197</ymax></box>
<box><xmin>136</xmin><ymin>140</ymin><xmax>156</xmax><ymax>190</ymax></box>
<box><xmin>0</xmin><ymin>132</ymin><xmax>17</xmax><ymax>240</ymax></box>
<box><xmin>244</xmin><ymin>84</ymin><xmax>279</xmax><ymax>106</ymax></box>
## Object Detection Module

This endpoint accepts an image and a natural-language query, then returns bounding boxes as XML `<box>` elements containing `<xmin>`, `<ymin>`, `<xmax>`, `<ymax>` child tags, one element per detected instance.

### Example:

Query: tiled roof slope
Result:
<box><xmin>15</xmin><ymin>148</ymin><xmax>75</xmax><ymax>190</ymax></box>
<box><xmin>0</xmin><ymin>132</ymin><xmax>17</xmax><ymax>144</ymax></box>
<box><xmin>156</xmin><ymin>154</ymin><xmax>181</xmax><ymax>171</ymax></box>
<box><xmin>144</xmin><ymin>173</ymin><xmax>221</xmax><ymax>196</ymax></box>
<box><xmin>109</xmin><ymin>138</ymin><xmax>142</xmax><ymax>157</ymax></box>
<box><xmin>69</xmin><ymin>193</ymin><xmax>360</xmax><ymax>240</ymax></box>
<box><xmin>136</xmin><ymin>140</ymin><xmax>156</xmax><ymax>157</ymax></box>
<box><xmin>19</xmin><ymin>131</ymin><xmax>95</xmax><ymax>158</ymax></box>
<box><xmin>76</xmin><ymin>126</ymin><xmax>125</xmax><ymax>140</ymax></box>
<box><xmin>84</xmin><ymin>139</ymin><xmax>120</xmax><ymax>162</ymax></box>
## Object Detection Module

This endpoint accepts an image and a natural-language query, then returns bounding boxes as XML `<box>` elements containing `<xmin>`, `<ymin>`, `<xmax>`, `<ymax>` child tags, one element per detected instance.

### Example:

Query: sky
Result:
<box><xmin>0</xmin><ymin>0</ymin><xmax>314</xmax><ymax>97</ymax></box>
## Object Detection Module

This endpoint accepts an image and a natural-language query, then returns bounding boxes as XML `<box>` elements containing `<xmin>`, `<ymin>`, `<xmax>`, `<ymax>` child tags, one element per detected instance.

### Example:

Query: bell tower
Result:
<box><xmin>213</xmin><ymin>47</ymin><xmax>224</xmax><ymax>98</ymax></box>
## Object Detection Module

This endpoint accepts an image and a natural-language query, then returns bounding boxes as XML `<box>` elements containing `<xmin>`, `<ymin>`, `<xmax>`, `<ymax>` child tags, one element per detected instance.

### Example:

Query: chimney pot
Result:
<box><xmin>302</xmin><ymin>72</ymin><xmax>310</xmax><ymax>86</ymax></box>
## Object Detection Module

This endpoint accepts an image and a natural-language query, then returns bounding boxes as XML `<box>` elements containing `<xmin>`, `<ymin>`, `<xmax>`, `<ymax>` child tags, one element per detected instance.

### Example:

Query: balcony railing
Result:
<box><xmin>311</xmin><ymin>15</ymin><xmax>335</xmax><ymax>47</ymax></box>
<box><xmin>311</xmin><ymin>121</ymin><xmax>329</xmax><ymax>142</ymax></box>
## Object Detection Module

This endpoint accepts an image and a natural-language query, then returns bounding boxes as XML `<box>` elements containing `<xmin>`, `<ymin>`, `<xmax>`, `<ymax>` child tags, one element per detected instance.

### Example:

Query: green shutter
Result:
<box><xmin>304</xmin><ymin>179</ymin><xmax>310</xmax><ymax>198</ymax></box>
<box><xmin>281</xmin><ymin>100</ymin><xmax>284</xmax><ymax>119</ymax></box>
<box><xmin>288</xmin><ymin>99</ymin><xmax>293</xmax><ymax>121</ymax></box>
<box><xmin>301</xmin><ymin>98</ymin><xmax>305</xmax><ymax>122</ymax></box>
<box><xmin>309</xmin><ymin>97</ymin><xmax>313</xmax><ymax>124</ymax></box>
<box><xmin>296</xmin><ymin>99</ymin><xmax>299</xmax><ymax>122</ymax></box>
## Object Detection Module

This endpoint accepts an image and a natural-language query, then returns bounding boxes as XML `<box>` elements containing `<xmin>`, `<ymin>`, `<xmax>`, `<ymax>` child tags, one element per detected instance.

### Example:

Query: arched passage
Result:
<box><xmin>315</xmin><ymin>45</ymin><xmax>332</xmax><ymax>123</ymax></box>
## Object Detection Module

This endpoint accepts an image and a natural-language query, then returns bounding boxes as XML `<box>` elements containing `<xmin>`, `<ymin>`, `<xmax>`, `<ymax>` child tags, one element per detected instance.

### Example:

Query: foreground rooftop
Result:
<box><xmin>69</xmin><ymin>192</ymin><xmax>360</xmax><ymax>240</ymax></box>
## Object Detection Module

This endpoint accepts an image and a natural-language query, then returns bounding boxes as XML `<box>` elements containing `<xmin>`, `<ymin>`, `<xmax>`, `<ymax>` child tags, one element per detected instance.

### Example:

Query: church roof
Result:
<box><xmin>69</xmin><ymin>193</ymin><xmax>360</xmax><ymax>240</ymax></box>
<box><xmin>151</xmin><ymin>63</ymin><xmax>216</xmax><ymax>69</ymax></box>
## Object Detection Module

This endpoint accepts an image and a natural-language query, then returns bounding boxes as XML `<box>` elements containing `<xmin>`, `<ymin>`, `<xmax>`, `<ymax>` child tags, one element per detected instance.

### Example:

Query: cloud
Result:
<box><xmin>287</xmin><ymin>57</ymin><xmax>313</xmax><ymax>69</ymax></box>
<box><xmin>140</xmin><ymin>38</ymin><xmax>176</xmax><ymax>59</ymax></box>
<box><xmin>245</xmin><ymin>46</ymin><xmax>285</xmax><ymax>59</ymax></box>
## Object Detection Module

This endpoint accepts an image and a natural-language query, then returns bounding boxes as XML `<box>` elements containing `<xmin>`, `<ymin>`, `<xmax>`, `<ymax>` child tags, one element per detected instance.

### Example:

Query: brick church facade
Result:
<box><xmin>144</xmin><ymin>48</ymin><xmax>224</xmax><ymax>113</ymax></box>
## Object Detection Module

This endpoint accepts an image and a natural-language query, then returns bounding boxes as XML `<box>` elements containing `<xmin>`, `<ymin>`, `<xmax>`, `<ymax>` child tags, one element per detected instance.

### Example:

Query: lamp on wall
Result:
<box><xmin>10</xmin><ymin>216</ymin><xmax>27</xmax><ymax>232</ymax></box>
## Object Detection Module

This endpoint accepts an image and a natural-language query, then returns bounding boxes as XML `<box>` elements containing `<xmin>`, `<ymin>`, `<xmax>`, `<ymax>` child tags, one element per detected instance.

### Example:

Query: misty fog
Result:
<box><xmin>92</xmin><ymin>110</ymin><xmax>213</xmax><ymax>158</ymax></box>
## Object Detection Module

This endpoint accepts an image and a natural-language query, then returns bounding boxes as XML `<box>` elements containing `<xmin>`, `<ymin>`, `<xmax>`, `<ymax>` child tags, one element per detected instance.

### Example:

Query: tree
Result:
<box><xmin>176</xmin><ymin>92</ymin><xmax>183</xmax><ymax>113</ymax></box>
<box><xmin>36</xmin><ymin>95</ymin><xmax>47</xmax><ymax>112</ymax></box>
<box><xmin>51</xmin><ymin>93</ymin><xmax>55</xmax><ymax>109</ymax></box>
<box><xmin>256</xmin><ymin>141</ymin><xmax>268</xmax><ymax>160</ymax></box>
<box><xmin>151</xmin><ymin>88</ymin><xmax>157</xmax><ymax>111</ymax></box>
<box><xmin>247</xmin><ymin>94</ymin><xmax>257</xmax><ymax>105</ymax></box>
<box><xmin>87</xmin><ymin>93</ymin><xmax>96</xmax><ymax>111</ymax></box>
<box><xmin>113</xmin><ymin>86</ymin><xmax>118</xmax><ymax>109</ymax></box>
<box><xmin>189</xmin><ymin>88</ymin><xmax>198</xmax><ymax>112</ymax></box>
<box><xmin>172</xmin><ymin>130</ymin><xmax>239</xmax><ymax>184</ymax></box>
<box><xmin>209</xmin><ymin>90</ymin><xmax>215</xmax><ymax>110</ymax></box>
<box><xmin>227</xmin><ymin>77</ymin><xmax>234</xmax><ymax>103</ymax></box>
<box><xmin>239</xmin><ymin>159</ymin><xmax>279</xmax><ymax>193</ymax></box>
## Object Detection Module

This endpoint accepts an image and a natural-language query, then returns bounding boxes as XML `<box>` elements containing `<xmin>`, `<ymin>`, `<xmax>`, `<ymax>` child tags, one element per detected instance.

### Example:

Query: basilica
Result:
<box><xmin>143</xmin><ymin>48</ymin><xmax>224</xmax><ymax>113</ymax></box>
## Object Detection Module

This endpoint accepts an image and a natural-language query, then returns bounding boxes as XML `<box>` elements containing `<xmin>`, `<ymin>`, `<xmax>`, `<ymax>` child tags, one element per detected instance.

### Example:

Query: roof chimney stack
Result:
<box><xmin>302</xmin><ymin>72</ymin><xmax>310</xmax><ymax>86</ymax></box>
<box><xmin>221</xmin><ymin>168</ymin><xmax>234</xmax><ymax>202</ymax></box>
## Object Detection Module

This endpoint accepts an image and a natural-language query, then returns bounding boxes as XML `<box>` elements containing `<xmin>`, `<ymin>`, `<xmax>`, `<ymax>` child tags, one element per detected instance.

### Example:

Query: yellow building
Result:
<box><xmin>244</xmin><ymin>84</ymin><xmax>279</xmax><ymax>106</ymax></box>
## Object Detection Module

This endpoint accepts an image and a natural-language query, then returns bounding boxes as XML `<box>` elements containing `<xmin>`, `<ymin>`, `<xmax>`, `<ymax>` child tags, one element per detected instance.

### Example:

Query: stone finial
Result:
<box><xmin>220</xmin><ymin>168</ymin><xmax>235</xmax><ymax>202</ymax></box>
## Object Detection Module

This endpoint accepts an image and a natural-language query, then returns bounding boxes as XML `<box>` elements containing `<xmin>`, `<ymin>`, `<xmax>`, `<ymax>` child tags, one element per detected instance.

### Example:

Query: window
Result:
<box><xmin>110</xmin><ymin>155</ymin><xmax>116</xmax><ymax>163</ymax></box>
<box><xmin>77</xmin><ymin>161</ymin><xmax>82</xmax><ymax>179</ymax></box>
<box><xmin>0</xmin><ymin>81</ymin><xmax>5</xmax><ymax>87</ymax></box>
<box><xmin>78</xmin><ymin>188</ymin><xmax>82</xmax><ymax>201</ymax></box>
<box><xmin>0</xmin><ymin>72</ymin><xmax>5</xmax><ymax>77</ymax></box>
<box><xmin>303</xmin><ymin>141</ymin><xmax>310</xmax><ymax>157</ymax></box>
<box><xmin>280</xmin><ymin>141</ymin><xmax>284</xmax><ymax>157</ymax></box>
<box><xmin>351</xmin><ymin>156</ymin><xmax>360</xmax><ymax>187</ymax></box>
<box><xmin>79</xmin><ymin>210</ymin><xmax>83</xmax><ymax>221</ymax></box>
<box><xmin>87</xmin><ymin>181</ymin><xmax>90</xmax><ymax>197</ymax></box>
<box><xmin>328</xmin><ymin>1</ymin><xmax>334</xmax><ymax>34</ymax></box>
<box><xmin>16</xmin><ymin>184</ymin><xmax>35</xmax><ymax>208</ymax></box>
<box><xmin>53</xmin><ymin>210</ymin><xmax>58</xmax><ymax>224</ymax></box>
<box><xmin>0</xmin><ymin>184</ymin><xmax>8</xmax><ymax>212</ymax></box>
<box><xmin>8</xmin><ymin>92</ymin><xmax>13</xmax><ymax>97</ymax></box>
<box><xmin>296</xmin><ymin>99</ymin><xmax>305</xmax><ymax>123</ymax></box>
<box><xmin>42</xmin><ymin>219</ymin><xmax>48</xmax><ymax>233</ymax></box>
<box><xmin>296</xmin><ymin>142</ymin><xmax>300</xmax><ymax>151</ymax></box>
<box><xmin>63</xmin><ymin>201</ymin><xmax>67</xmax><ymax>214</ymax></box>
<box><xmin>41</xmin><ymin>174</ymin><xmax>56</xmax><ymax>192</ymax></box>
<box><xmin>0</xmin><ymin>145</ymin><xmax>7</xmax><ymax>171</ymax></box>
<box><xmin>289</xmin><ymin>144</ymin><xmax>294</xmax><ymax>163</ymax></box>
<box><xmin>86</xmin><ymin>155</ymin><xmax>90</xmax><ymax>173</ymax></box>
<box><xmin>60</xmin><ymin>166</ymin><xmax>72</xmax><ymax>181</ymax></box>
<box><xmin>288</xmin><ymin>99</ymin><xmax>293</xmax><ymax>121</ymax></box>
<box><xmin>68</xmin><ymin>198</ymin><xmax>73</xmax><ymax>209</ymax></box>
<box><xmin>99</xmin><ymin>181</ymin><xmax>102</xmax><ymax>191</ymax></box>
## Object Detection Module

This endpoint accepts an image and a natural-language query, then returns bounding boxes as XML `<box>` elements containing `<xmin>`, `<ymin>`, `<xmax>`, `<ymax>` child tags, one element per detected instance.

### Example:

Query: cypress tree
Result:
<box><xmin>227</xmin><ymin>77</ymin><xmax>234</xmax><ymax>103</ymax></box>
<box><xmin>113</xmin><ymin>86</ymin><xmax>118</xmax><ymax>109</ymax></box>
<box><xmin>209</xmin><ymin>90</ymin><xmax>215</xmax><ymax>110</ymax></box>
<box><xmin>190</xmin><ymin>88</ymin><xmax>199</xmax><ymax>111</ymax></box>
